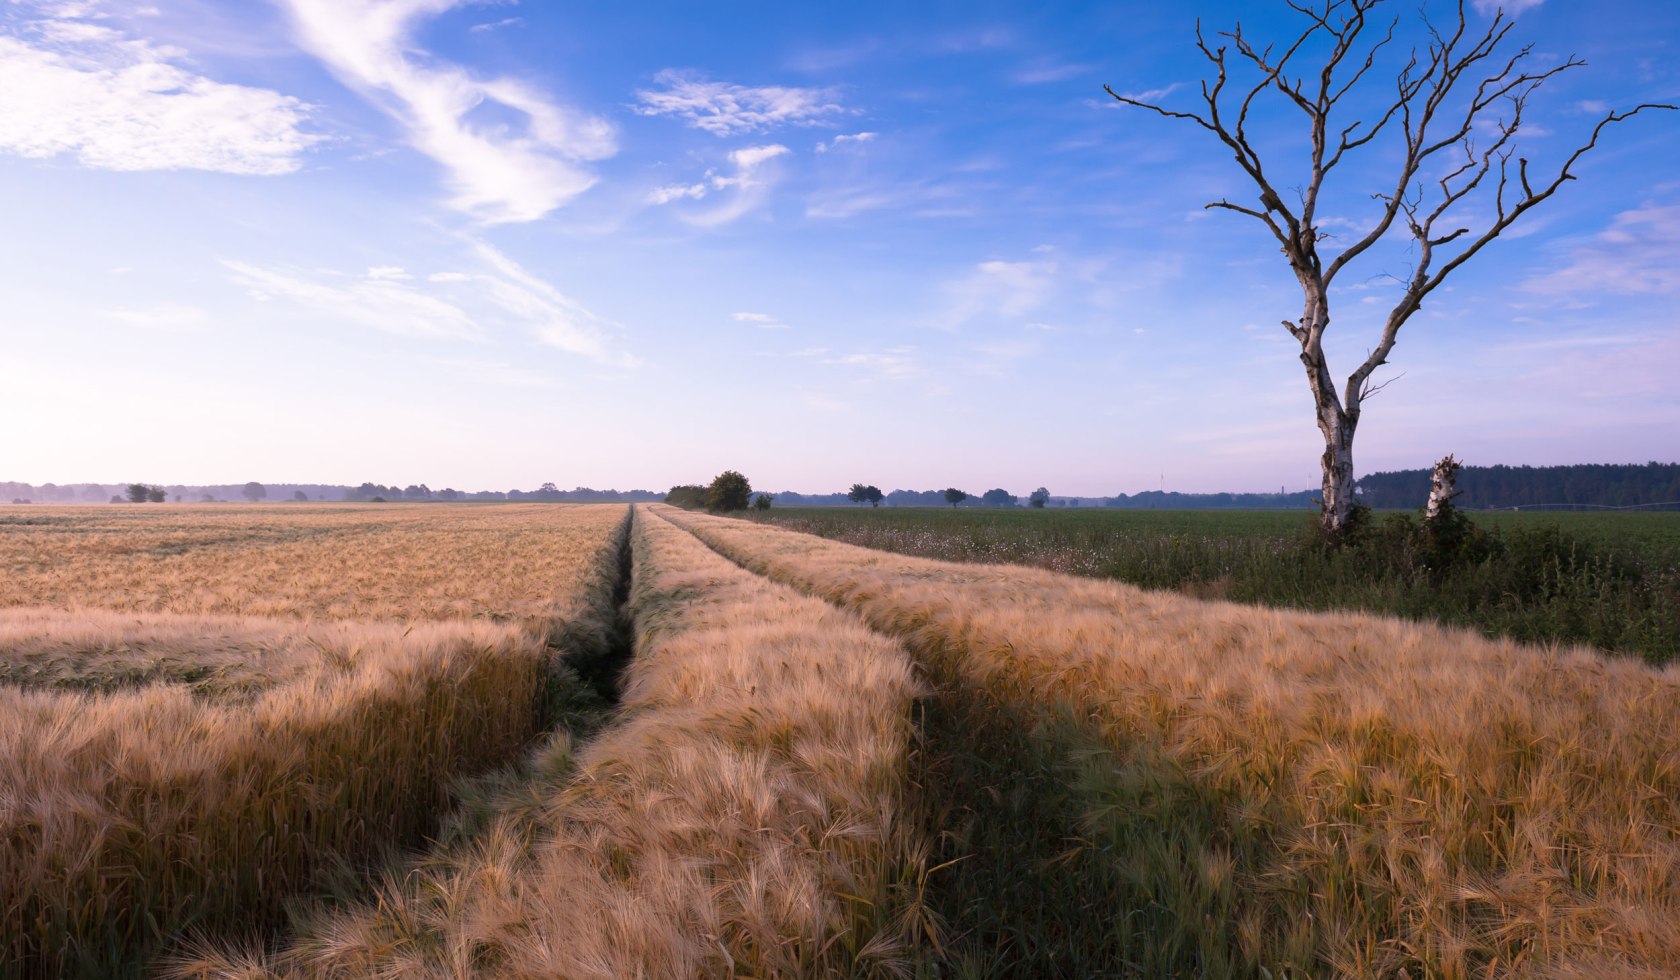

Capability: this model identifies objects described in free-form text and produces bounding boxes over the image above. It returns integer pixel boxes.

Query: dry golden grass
[1,504,631,977]
[178,505,930,979]
[0,503,614,625]
[0,607,352,698]
[664,505,1680,979]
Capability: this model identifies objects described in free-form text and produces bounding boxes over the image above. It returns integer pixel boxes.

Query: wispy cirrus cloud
[647,144,790,226]
[469,16,521,34]
[1472,0,1544,16]
[464,240,640,367]
[1012,60,1092,85]
[815,131,876,153]
[940,257,1059,329]
[1522,203,1680,296]
[824,347,921,381]
[224,260,484,340]
[280,0,615,223]
[634,70,846,136]
[0,5,320,173]
[102,303,212,331]
[733,311,789,329]
[224,242,639,367]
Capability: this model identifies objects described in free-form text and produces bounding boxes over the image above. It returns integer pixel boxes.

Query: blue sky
[2,0,1675,495]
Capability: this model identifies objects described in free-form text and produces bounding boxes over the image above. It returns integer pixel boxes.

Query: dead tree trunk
[1105,1,1672,544]
[1426,453,1462,522]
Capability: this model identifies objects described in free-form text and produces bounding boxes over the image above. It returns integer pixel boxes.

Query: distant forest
[1,481,663,504]
[6,463,1677,509]
[1355,462,1680,510]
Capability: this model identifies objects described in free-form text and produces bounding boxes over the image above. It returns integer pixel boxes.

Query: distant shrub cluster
[665,471,755,513]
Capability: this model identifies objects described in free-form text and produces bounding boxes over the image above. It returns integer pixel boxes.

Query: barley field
[756,507,1680,662]
[177,504,929,978]
[1,504,631,977]
[6,500,1678,978]
[667,505,1680,978]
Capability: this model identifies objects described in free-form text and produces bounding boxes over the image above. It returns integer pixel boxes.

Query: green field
[759,506,1680,663]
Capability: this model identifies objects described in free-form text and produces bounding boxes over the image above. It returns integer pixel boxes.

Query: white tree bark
[1106,1,1672,542]
[1426,454,1462,522]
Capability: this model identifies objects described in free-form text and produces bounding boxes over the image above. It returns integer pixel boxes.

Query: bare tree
[1106,0,1672,541]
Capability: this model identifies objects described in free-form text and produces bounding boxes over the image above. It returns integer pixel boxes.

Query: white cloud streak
[223,260,484,340]
[1523,204,1680,296]
[463,241,640,367]
[223,243,639,367]
[0,8,320,174]
[1472,0,1544,16]
[823,346,921,381]
[102,303,211,331]
[815,131,876,153]
[648,144,790,226]
[940,258,1058,329]
[469,16,522,34]
[732,311,789,329]
[281,0,615,223]
[634,69,845,136]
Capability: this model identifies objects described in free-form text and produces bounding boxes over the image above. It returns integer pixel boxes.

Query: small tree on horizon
[848,483,870,505]
[753,493,774,512]
[1029,487,1049,509]
[241,481,266,502]
[126,483,149,504]
[707,470,753,512]
[943,487,968,509]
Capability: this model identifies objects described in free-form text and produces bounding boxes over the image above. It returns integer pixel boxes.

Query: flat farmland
[6,501,1679,978]
[0,503,631,977]
[0,503,625,625]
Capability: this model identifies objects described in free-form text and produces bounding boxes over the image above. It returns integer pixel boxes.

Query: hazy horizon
[4,0,1676,495]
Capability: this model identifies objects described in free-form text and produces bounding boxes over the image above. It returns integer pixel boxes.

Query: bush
[664,485,708,510]
[706,471,752,513]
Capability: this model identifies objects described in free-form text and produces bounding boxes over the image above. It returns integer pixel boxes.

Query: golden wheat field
[664,505,1680,979]
[1,503,631,978]
[6,501,1680,978]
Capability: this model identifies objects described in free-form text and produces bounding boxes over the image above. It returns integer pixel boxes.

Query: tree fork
[1106,0,1673,541]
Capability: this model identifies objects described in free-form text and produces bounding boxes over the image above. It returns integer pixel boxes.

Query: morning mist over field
[2,0,1676,495]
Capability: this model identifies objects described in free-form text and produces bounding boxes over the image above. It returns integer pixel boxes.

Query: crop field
[757,507,1680,662]
[6,501,1679,978]
[668,506,1680,977]
[0,503,631,977]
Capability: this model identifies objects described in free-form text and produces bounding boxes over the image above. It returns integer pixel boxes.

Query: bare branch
[1100,0,1675,536]
[1359,370,1405,401]
[1415,103,1677,299]
[1102,85,1219,134]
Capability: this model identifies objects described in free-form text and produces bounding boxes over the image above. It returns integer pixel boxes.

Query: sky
[1,0,1676,496]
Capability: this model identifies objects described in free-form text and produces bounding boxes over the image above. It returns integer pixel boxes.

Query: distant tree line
[1105,491,1319,510]
[10,464,1675,510]
[0,480,665,504]
[1356,462,1680,510]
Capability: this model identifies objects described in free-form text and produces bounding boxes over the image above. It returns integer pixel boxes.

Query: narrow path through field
[657,504,1680,979]
[656,506,1156,977]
